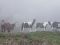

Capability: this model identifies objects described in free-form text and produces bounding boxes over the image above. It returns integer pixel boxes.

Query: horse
[36,21,51,31]
[51,22,60,32]
[1,22,16,32]
[21,19,36,32]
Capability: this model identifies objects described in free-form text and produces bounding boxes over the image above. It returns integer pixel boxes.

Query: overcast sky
[0,0,60,23]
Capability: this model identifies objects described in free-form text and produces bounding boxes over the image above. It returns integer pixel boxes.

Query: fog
[0,0,60,23]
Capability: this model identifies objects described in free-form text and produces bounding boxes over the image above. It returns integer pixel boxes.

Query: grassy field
[0,31,60,45]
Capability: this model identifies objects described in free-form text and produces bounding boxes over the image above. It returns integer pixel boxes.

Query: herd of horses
[0,19,60,32]
[0,20,16,32]
[21,19,60,32]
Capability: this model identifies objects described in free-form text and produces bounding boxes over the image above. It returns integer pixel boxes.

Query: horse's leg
[21,27,23,32]
[44,27,46,31]
[31,27,32,32]
[43,27,45,31]
[29,28,32,32]
[35,26,38,32]
[21,25,24,32]
[1,29,3,32]
[1,26,3,32]
[1,28,3,32]
[2,28,5,32]
[4,28,5,32]
[23,27,24,32]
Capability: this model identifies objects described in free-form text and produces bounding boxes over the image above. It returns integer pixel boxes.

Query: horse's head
[32,19,36,25]
[33,19,36,22]
[48,21,51,25]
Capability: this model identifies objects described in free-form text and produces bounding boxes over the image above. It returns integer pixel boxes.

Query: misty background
[0,0,60,23]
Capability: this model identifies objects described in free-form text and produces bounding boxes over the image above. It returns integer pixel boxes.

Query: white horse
[36,21,51,31]
[21,19,36,32]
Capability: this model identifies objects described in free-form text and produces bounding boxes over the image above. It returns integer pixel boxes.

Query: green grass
[27,31,60,45]
[0,32,60,45]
